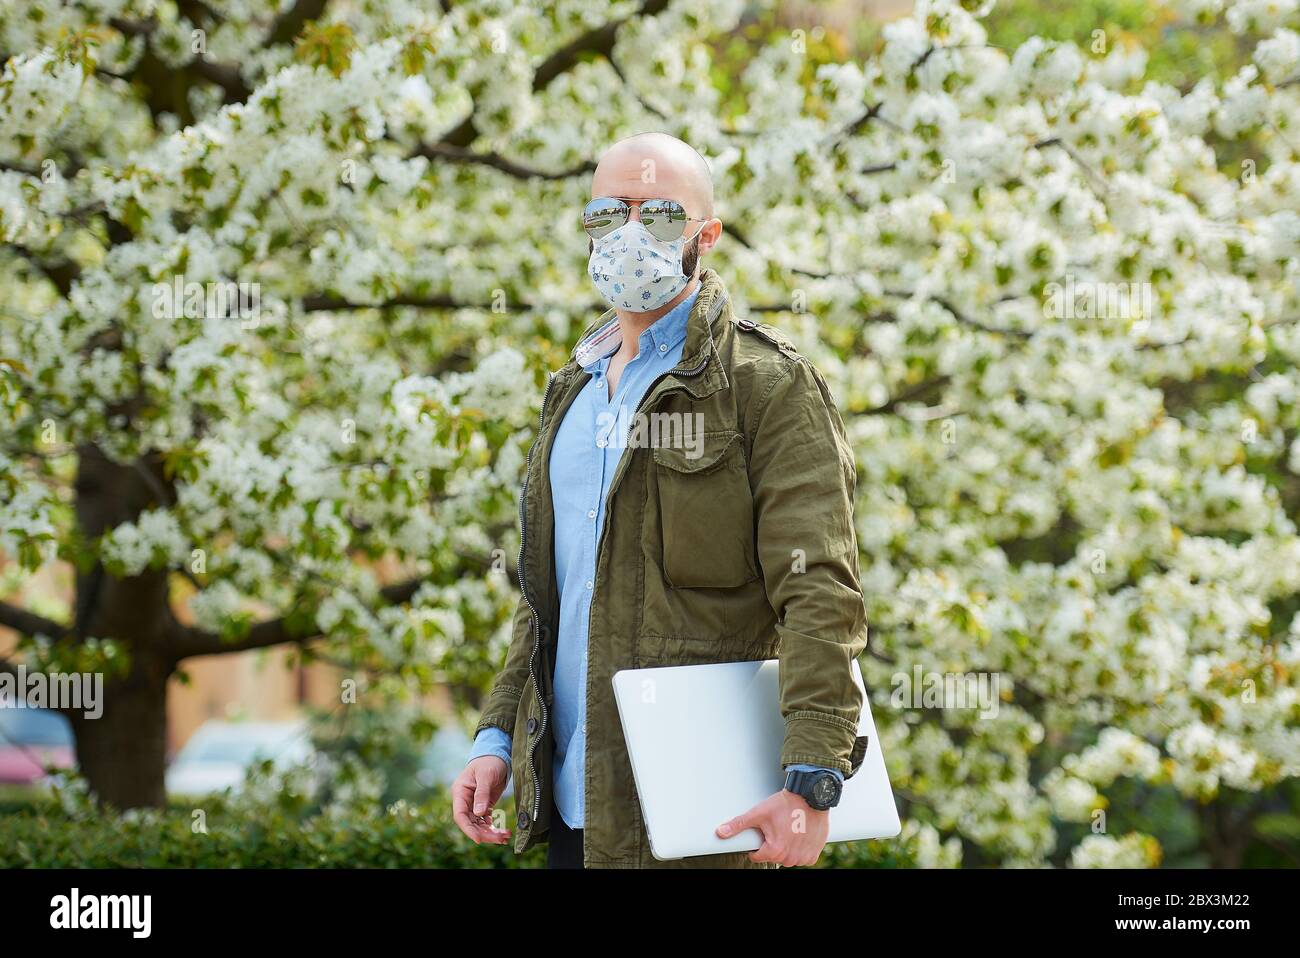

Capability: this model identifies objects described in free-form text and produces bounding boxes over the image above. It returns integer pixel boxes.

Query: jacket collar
[570,269,731,399]
[575,287,697,371]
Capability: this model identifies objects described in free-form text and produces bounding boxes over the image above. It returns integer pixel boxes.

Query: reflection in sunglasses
[583,197,697,242]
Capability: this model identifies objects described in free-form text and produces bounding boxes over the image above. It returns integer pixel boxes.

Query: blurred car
[0,707,76,784]
[416,724,512,799]
[165,719,314,797]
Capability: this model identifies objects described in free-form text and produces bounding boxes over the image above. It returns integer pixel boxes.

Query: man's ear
[699,218,722,254]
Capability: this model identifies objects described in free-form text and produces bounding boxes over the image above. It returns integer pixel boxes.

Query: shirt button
[587,510,596,519]
[586,580,593,590]
[659,343,667,352]
[597,439,607,448]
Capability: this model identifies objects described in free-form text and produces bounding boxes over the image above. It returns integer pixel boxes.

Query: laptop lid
[612,658,901,861]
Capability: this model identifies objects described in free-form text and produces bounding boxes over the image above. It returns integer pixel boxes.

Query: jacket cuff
[474,684,523,739]
[780,710,858,776]
[784,762,845,783]
[468,726,513,766]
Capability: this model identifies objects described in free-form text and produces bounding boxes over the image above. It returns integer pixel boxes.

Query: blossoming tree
[1,0,1298,866]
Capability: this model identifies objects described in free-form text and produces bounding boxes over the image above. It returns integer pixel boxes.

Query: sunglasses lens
[583,198,628,239]
[638,199,687,241]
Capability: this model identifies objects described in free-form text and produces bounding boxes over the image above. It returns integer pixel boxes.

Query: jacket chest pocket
[652,430,759,589]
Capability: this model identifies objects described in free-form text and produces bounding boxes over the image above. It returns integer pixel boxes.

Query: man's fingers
[451,778,476,827]
[453,802,511,845]
[716,806,760,839]
[452,772,506,844]
[730,811,782,863]
[748,839,784,864]
[451,799,482,841]
[718,794,824,866]
[472,774,495,817]
[471,819,512,845]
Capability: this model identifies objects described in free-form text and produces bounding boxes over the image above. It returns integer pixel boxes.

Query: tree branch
[2,247,81,296]
[0,159,46,177]
[67,2,319,125]
[266,0,330,47]
[916,292,1036,339]
[730,221,1038,339]
[531,0,671,93]
[399,0,672,190]
[412,0,668,164]
[409,140,594,179]
[858,375,954,416]
[300,290,794,315]
[439,116,479,150]
[300,292,602,312]
[187,55,252,102]
[173,577,425,658]
[0,600,67,639]
[824,101,885,146]
[1034,136,1111,203]
[108,16,251,110]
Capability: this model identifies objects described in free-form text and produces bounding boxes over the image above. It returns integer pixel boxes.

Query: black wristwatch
[783,768,842,811]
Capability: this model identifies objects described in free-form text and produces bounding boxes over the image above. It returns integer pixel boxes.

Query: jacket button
[526,717,538,735]
[517,811,530,829]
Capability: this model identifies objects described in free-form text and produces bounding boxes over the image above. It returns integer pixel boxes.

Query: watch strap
[783,768,840,809]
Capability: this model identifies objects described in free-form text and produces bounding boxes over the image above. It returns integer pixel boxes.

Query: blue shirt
[469,287,841,828]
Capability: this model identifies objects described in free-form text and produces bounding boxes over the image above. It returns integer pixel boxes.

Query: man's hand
[452,756,512,844]
[716,789,830,866]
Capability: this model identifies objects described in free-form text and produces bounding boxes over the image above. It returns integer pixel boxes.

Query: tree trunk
[1198,798,1252,869]
[70,444,181,808]
[69,665,171,809]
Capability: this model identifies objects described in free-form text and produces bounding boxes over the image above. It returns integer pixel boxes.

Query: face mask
[588,221,702,312]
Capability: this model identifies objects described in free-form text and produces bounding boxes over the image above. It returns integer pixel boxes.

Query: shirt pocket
[652,429,759,589]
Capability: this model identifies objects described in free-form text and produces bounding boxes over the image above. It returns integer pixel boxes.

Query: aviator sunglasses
[582,196,709,242]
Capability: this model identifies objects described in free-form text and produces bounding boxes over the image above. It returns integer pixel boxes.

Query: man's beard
[587,233,701,279]
[680,233,700,279]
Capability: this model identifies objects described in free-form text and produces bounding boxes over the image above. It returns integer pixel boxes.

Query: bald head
[592,132,715,220]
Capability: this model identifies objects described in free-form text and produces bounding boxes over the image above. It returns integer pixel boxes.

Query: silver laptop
[612,658,900,861]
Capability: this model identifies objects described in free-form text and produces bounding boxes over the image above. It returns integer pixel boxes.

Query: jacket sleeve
[473,590,534,740]
[747,355,868,775]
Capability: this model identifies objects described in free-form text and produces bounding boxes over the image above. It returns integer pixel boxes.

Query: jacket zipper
[529,293,727,831]
[578,311,721,838]
[518,370,556,825]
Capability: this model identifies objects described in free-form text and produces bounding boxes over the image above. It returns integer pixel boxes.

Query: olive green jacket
[475,268,869,868]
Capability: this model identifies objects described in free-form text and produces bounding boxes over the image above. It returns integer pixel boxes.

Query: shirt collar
[575,286,700,372]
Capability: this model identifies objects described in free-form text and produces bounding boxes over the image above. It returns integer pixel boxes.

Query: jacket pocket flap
[653,429,742,474]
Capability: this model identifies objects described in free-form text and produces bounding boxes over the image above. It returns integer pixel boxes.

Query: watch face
[812,774,839,807]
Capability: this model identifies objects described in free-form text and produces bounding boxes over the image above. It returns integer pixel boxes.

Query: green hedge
[0,790,912,868]
[1,795,535,869]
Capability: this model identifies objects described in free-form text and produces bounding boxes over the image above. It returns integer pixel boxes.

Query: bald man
[453,132,869,869]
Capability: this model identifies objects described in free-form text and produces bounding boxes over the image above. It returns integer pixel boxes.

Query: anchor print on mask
[588,222,693,312]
